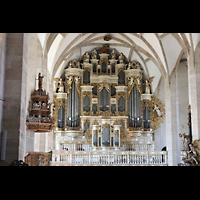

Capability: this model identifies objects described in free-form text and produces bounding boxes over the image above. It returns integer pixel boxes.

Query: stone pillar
[165,75,178,166]
[1,33,24,165]
[0,33,6,134]
[188,50,200,141]
[23,34,38,158]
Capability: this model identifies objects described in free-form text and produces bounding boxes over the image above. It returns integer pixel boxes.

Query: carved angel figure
[91,49,97,59]
[118,53,124,64]
[58,78,64,93]
[145,80,150,94]
[137,77,141,85]
[66,76,73,85]
[74,76,81,84]
[111,49,116,59]
[68,61,73,68]
[154,104,162,117]
[127,62,133,70]
[83,52,90,63]
[128,77,134,85]
[135,62,141,69]
[72,59,80,68]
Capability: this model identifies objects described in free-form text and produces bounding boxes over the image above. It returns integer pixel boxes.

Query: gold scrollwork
[99,110,110,118]
[53,96,66,131]
[127,76,142,97]
[82,91,91,99]
[65,76,81,96]
[151,95,165,130]
[84,128,92,145]
[102,123,110,131]
[98,81,110,93]
[142,99,152,111]
[117,92,125,101]
[65,75,73,94]
[74,76,81,96]
[120,127,127,145]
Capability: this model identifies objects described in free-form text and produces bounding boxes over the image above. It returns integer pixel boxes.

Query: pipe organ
[53,46,165,153]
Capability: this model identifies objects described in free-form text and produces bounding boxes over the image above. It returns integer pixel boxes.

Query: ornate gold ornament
[74,76,81,96]
[53,96,66,131]
[84,128,92,145]
[53,47,166,150]
[102,123,110,131]
[127,76,142,97]
[120,128,127,145]
[151,96,165,130]
[65,75,81,96]
[65,75,73,94]
[98,81,110,93]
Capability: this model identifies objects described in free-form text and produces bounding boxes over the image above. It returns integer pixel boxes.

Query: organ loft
[49,45,167,165]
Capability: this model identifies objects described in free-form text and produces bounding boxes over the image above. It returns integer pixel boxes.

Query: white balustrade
[51,150,168,166]
[126,142,155,152]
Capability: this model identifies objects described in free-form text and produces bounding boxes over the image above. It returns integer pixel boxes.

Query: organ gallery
[49,46,166,165]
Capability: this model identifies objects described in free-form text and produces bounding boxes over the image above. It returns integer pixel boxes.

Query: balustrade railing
[126,142,155,151]
[51,150,168,166]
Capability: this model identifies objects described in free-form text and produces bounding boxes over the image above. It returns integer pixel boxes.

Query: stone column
[165,75,178,166]
[188,50,200,141]
[0,33,6,134]
[1,33,25,165]
[23,34,38,157]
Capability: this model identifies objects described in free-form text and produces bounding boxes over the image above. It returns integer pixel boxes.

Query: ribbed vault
[37,33,197,92]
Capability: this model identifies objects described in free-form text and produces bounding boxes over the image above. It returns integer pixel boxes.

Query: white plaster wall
[154,77,166,151]
[177,61,189,161]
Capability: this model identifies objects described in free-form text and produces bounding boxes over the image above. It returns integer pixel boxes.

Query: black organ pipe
[67,79,80,127]
[129,85,141,128]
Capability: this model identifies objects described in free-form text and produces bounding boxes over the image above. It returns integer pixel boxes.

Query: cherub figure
[83,52,90,63]
[118,53,124,64]
[91,49,97,59]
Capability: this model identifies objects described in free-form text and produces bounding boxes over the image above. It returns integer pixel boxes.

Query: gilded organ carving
[53,45,165,151]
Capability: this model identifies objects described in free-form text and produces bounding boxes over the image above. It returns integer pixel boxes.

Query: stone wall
[154,58,189,165]
[0,33,24,165]
[0,34,6,134]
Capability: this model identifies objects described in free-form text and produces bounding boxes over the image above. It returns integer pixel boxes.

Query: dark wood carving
[26,73,54,132]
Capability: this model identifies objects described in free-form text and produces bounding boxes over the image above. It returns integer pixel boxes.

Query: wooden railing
[24,152,51,166]
[51,150,168,166]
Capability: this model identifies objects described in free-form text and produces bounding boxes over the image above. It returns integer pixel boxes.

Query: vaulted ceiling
[37,33,200,92]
